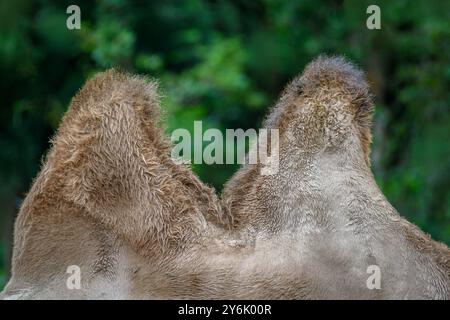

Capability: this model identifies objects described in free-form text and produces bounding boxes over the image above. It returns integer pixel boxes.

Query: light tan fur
[1,56,449,299]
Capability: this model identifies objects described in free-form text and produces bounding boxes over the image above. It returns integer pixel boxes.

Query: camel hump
[44,69,169,209]
[265,56,374,161]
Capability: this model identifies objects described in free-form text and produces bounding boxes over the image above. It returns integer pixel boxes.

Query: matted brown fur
[1,56,449,299]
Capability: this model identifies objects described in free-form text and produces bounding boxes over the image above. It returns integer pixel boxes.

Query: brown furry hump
[300,56,374,158]
[38,69,226,256]
[265,55,374,162]
[300,56,373,127]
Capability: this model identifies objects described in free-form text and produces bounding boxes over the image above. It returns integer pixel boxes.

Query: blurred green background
[0,0,449,289]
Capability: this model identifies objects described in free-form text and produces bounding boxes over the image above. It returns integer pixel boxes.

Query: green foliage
[0,0,449,289]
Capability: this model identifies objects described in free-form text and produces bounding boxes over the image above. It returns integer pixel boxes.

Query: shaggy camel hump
[2,70,228,299]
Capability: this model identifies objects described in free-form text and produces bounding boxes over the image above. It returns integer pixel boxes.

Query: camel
[1,56,449,299]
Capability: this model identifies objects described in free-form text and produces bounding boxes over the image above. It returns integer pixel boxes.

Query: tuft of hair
[65,69,163,142]
[52,68,178,176]
[268,55,375,161]
[301,56,374,157]
[299,56,373,116]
